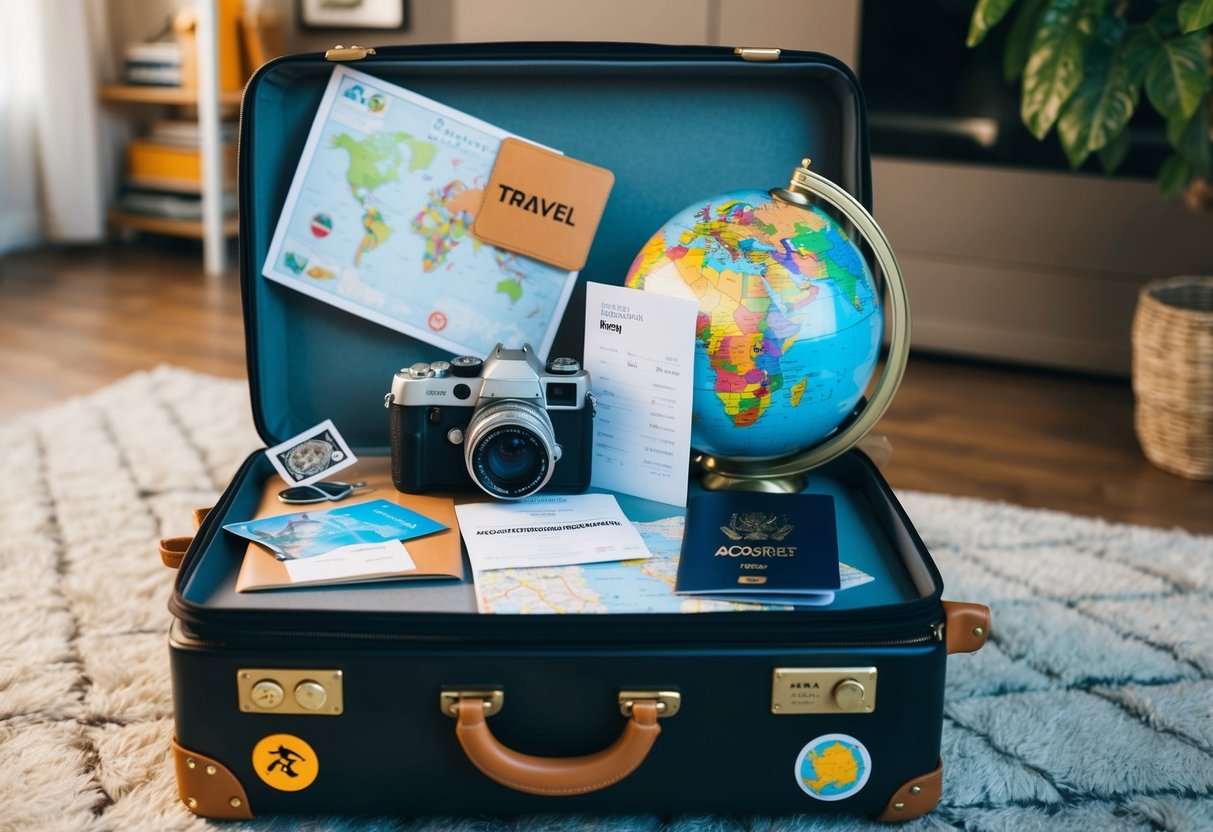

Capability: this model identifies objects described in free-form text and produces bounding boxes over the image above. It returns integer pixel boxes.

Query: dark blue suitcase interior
[178,40,935,652]
[238,43,870,453]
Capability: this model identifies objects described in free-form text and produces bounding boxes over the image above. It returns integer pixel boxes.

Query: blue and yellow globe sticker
[794,733,871,800]
[252,733,318,792]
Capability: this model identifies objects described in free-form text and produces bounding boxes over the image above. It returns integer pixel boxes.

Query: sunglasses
[277,481,368,504]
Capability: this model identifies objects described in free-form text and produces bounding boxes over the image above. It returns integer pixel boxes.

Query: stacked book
[123,41,183,86]
[118,120,238,221]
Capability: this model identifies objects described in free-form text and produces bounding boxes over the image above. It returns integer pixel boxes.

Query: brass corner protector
[876,758,942,822]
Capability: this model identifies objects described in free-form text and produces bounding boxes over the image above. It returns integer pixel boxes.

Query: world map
[262,66,576,359]
[475,516,871,614]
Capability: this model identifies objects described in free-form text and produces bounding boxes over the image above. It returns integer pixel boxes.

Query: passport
[675,491,840,606]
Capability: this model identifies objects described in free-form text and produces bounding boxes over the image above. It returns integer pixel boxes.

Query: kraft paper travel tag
[472,138,615,271]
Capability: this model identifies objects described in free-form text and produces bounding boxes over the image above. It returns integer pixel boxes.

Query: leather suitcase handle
[453,697,661,796]
[158,536,193,569]
[158,507,213,569]
[942,600,991,654]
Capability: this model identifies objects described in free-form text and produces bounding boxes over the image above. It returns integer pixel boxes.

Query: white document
[584,282,698,506]
[282,540,416,584]
[455,493,651,572]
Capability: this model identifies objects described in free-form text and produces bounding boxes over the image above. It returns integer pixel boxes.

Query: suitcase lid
[239,42,871,452]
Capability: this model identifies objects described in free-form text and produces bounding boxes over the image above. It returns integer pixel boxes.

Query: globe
[625,186,884,462]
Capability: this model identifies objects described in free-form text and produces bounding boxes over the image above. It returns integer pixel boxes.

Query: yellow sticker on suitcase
[794,734,871,801]
[252,734,319,791]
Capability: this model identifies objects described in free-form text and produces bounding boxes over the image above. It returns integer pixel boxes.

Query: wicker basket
[1132,275,1213,480]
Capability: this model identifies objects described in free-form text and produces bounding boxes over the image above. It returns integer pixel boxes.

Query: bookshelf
[98,84,243,107]
[99,2,237,275]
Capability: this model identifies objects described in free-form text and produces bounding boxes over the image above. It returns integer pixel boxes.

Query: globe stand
[696,463,807,494]
[693,159,912,493]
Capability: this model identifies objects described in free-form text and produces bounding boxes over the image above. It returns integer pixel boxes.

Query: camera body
[387,343,594,499]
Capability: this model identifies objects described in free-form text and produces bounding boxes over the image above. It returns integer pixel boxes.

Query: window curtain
[0,0,108,257]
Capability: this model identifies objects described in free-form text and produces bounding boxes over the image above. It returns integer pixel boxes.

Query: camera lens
[483,433,542,485]
[464,400,558,499]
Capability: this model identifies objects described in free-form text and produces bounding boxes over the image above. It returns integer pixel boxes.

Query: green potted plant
[966,0,1212,208]
[969,0,1213,480]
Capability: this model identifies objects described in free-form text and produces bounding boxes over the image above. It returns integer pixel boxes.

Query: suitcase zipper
[175,616,945,651]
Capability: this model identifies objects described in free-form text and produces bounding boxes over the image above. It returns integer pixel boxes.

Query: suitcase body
[166,42,988,821]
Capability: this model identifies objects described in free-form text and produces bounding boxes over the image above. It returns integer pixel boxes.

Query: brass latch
[771,667,878,714]
[734,47,781,62]
[237,668,344,716]
[325,45,377,62]
[618,690,681,718]
[440,689,505,717]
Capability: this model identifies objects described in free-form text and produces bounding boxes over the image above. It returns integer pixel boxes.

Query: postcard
[224,498,447,561]
[455,493,650,572]
[234,492,464,592]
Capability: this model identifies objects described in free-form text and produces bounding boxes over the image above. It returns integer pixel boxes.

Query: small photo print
[266,419,357,487]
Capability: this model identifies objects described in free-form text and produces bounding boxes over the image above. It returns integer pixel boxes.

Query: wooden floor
[2,244,1210,533]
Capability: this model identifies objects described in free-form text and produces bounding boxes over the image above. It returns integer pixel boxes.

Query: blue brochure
[224,499,448,560]
[675,491,841,605]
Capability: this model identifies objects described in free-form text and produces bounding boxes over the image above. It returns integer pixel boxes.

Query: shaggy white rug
[2,365,1213,832]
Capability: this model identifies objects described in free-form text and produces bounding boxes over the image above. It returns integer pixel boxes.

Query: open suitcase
[162,42,991,822]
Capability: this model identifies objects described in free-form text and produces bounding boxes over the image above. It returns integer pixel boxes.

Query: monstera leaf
[968,0,1213,198]
[1057,16,1140,167]
[968,0,1021,45]
[1021,0,1107,139]
[1143,29,1209,119]
[1179,0,1213,32]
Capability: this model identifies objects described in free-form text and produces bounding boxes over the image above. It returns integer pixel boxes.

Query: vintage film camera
[386,343,595,499]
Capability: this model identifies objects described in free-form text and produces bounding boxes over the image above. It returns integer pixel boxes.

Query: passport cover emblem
[721,512,796,541]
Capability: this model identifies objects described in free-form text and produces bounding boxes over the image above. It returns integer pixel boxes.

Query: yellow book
[126,140,236,190]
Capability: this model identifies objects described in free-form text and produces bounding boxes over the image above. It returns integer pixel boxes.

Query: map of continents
[331,131,436,265]
[331,131,527,305]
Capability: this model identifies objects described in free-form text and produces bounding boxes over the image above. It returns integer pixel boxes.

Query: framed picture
[298,0,409,30]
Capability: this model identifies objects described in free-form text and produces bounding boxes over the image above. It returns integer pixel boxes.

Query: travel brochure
[227,496,463,591]
[224,499,446,560]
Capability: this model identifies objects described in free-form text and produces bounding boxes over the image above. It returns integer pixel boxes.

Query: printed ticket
[455,493,651,572]
[584,282,697,506]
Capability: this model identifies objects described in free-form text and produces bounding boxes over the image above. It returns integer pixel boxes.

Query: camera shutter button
[408,362,433,379]
[546,356,581,374]
[450,356,483,377]
[430,360,451,378]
